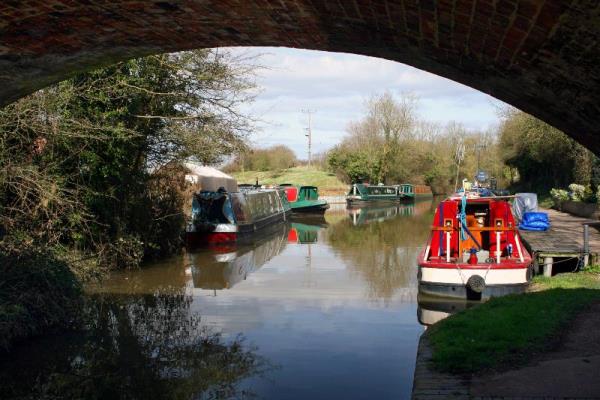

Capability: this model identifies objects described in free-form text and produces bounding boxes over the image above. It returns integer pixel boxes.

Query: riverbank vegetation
[0,49,258,347]
[231,166,347,195]
[428,265,600,373]
[225,144,298,172]
[325,92,505,194]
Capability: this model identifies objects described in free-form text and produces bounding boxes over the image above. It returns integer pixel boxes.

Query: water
[0,200,441,400]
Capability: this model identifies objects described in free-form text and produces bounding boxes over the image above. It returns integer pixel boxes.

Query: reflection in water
[0,290,270,400]
[190,224,289,291]
[3,199,443,400]
[416,294,477,327]
[327,201,435,303]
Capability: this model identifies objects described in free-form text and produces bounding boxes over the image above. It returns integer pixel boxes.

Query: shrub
[568,183,593,202]
[0,245,83,349]
[550,188,569,202]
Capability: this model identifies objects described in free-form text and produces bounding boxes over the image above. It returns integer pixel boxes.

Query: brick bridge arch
[1,1,599,152]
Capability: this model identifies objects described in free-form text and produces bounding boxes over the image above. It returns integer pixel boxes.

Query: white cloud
[228,47,505,157]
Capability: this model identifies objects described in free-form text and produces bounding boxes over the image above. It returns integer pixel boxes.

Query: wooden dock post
[543,257,553,277]
[583,223,590,267]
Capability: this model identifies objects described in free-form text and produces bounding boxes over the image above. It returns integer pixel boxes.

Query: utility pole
[454,138,465,192]
[301,109,315,167]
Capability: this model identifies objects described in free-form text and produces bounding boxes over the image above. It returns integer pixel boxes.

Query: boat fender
[468,248,478,265]
[466,275,486,293]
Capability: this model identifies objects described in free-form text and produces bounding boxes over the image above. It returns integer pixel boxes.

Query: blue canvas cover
[514,193,538,222]
[519,211,550,231]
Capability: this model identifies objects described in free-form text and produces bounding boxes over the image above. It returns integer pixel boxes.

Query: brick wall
[1,1,599,153]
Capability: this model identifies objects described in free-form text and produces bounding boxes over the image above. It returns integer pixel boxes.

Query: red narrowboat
[418,194,533,300]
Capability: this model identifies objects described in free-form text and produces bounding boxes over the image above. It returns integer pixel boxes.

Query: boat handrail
[431,226,517,232]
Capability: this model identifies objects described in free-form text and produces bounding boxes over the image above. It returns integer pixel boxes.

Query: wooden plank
[519,208,600,259]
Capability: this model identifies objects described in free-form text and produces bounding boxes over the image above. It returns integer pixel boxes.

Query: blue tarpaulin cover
[519,211,550,231]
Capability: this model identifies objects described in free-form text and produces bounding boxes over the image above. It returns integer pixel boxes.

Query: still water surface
[1,200,446,400]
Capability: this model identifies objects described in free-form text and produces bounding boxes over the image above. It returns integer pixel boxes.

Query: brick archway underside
[1,1,599,153]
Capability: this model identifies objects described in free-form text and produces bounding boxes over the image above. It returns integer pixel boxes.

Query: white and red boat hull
[418,196,533,300]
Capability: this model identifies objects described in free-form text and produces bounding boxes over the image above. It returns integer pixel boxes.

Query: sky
[231,47,506,159]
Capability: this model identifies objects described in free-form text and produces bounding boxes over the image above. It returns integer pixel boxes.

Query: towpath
[413,300,600,399]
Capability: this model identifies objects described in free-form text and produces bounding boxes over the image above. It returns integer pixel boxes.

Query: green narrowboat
[346,183,405,206]
[398,183,433,201]
[280,184,330,214]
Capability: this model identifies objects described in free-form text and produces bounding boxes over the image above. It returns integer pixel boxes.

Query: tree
[498,109,596,192]
[226,145,298,172]
[0,49,258,267]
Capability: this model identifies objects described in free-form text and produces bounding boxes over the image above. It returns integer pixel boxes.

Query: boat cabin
[280,184,319,202]
[348,183,399,196]
[425,198,525,265]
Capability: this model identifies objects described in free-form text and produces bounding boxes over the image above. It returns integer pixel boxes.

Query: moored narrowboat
[186,186,291,248]
[398,183,433,201]
[280,184,330,214]
[346,183,405,206]
[418,193,533,300]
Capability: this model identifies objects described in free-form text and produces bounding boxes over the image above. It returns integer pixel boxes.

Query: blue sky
[232,47,505,159]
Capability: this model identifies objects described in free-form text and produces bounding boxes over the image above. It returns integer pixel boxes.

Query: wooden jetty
[519,208,600,276]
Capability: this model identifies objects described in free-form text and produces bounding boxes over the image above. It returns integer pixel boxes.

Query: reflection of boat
[417,294,472,326]
[280,184,330,214]
[189,224,289,290]
[288,221,323,244]
[418,195,533,300]
[186,187,291,247]
[348,204,416,225]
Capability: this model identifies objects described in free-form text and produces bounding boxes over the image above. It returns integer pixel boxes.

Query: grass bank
[231,166,348,196]
[428,266,600,374]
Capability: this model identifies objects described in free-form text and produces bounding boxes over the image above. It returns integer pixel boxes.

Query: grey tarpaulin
[514,193,538,222]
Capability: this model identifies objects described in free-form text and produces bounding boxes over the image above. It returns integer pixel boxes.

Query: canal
[1,200,444,400]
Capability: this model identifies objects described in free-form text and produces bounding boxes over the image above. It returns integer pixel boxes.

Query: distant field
[231,167,348,195]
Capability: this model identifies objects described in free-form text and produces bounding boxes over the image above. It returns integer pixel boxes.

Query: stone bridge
[1,1,599,152]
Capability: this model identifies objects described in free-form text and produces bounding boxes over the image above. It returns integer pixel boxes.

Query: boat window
[230,193,250,223]
[303,187,318,200]
[192,192,235,224]
[367,186,396,195]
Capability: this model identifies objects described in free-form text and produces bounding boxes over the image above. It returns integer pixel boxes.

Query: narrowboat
[418,193,533,300]
[398,183,433,201]
[280,184,330,214]
[186,186,291,247]
[346,183,405,206]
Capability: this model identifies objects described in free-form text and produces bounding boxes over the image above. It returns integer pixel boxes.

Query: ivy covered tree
[0,49,258,267]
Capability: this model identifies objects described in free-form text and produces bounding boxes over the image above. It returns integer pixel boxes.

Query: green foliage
[429,269,600,373]
[326,93,505,194]
[550,188,569,202]
[499,110,599,193]
[227,145,297,172]
[568,183,594,202]
[429,288,600,373]
[0,49,257,269]
[231,166,347,194]
[0,245,83,349]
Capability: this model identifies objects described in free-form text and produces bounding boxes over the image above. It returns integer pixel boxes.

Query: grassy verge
[428,266,600,374]
[231,166,348,195]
